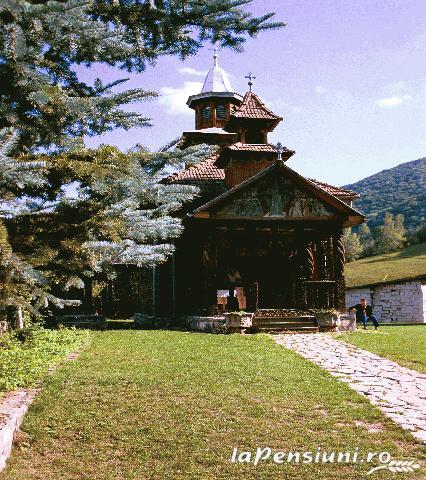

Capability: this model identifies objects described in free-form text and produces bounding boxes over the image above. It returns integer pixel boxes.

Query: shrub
[0,325,91,393]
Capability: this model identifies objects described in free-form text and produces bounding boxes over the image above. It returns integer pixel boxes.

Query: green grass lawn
[0,325,91,397]
[3,331,424,480]
[344,242,426,288]
[336,326,426,373]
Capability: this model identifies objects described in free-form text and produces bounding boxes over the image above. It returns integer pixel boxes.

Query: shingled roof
[227,143,279,152]
[164,155,224,185]
[307,179,358,198]
[215,142,295,168]
[164,157,358,199]
[231,91,282,121]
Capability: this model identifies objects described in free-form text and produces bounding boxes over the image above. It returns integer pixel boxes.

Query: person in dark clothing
[349,298,379,330]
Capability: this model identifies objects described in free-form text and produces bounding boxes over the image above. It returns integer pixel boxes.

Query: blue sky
[77,0,426,186]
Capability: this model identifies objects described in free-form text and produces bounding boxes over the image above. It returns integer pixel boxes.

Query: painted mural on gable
[216,176,334,218]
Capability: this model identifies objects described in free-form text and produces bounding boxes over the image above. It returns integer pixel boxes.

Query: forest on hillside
[344,157,425,232]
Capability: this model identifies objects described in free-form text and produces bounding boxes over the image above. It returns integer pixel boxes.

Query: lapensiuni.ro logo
[230,447,421,475]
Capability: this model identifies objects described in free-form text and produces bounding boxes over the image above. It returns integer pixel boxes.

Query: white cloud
[376,81,413,108]
[315,86,328,95]
[375,94,412,108]
[178,67,207,77]
[158,81,203,115]
[314,85,353,106]
[264,98,280,109]
[385,80,409,92]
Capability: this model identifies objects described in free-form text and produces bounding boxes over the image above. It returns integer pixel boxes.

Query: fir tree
[1,0,284,152]
[9,143,215,306]
[0,128,77,324]
[1,0,284,322]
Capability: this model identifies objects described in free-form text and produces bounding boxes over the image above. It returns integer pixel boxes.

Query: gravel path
[273,333,426,443]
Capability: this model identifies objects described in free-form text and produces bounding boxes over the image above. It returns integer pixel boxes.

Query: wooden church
[128,52,365,324]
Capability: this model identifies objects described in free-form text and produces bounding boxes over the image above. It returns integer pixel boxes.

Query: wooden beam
[195,214,343,222]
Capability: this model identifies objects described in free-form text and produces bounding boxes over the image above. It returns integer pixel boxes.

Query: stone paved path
[273,333,426,443]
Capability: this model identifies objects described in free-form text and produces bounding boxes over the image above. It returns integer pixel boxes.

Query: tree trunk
[15,306,24,330]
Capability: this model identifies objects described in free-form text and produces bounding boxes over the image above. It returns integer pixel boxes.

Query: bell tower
[181,52,243,148]
[225,75,283,144]
[181,58,294,190]
[188,50,243,130]
[216,77,294,189]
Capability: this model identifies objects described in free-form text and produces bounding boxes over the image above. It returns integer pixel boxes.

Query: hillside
[343,157,425,231]
[344,242,426,288]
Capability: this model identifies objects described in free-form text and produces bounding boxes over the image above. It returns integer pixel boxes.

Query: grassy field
[3,331,424,480]
[344,242,426,288]
[336,326,426,373]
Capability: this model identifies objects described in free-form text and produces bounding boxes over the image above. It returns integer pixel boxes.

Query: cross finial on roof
[245,72,256,91]
[275,142,283,161]
[209,46,220,67]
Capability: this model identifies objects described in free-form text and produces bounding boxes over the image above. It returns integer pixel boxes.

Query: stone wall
[423,284,426,322]
[346,288,373,312]
[346,280,426,323]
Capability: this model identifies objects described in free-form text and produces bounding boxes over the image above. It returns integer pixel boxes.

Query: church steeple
[186,52,243,131]
[226,90,282,143]
[201,49,234,93]
[181,55,292,179]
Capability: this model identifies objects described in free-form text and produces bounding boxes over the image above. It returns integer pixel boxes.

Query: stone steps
[253,313,318,333]
[257,325,319,333]
[254,321,316,328]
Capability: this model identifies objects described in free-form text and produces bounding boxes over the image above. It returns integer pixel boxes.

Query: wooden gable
[192,162,365,226]
[216,175,334,218]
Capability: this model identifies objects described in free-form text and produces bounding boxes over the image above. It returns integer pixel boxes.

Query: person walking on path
[349,298,379,330]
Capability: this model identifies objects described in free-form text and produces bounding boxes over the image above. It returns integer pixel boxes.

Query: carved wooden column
[297,238,315,309]
[334,232,345,277]
[305,242,315,280]
[333,232,346,311]
[326,235,335,306]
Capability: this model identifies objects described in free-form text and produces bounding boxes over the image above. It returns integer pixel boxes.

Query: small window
[202,106,211,120]
[245,129,264,144]
[216,104,227,119]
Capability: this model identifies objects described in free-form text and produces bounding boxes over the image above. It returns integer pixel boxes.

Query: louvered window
[216,104,227,119]
[202,106,211,120]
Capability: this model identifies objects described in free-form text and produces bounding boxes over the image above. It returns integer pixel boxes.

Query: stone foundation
[346,280,426,323]
[133,313,172,329]
[315,312,356,332]
[337,314,357,332]
[186,316,226,332]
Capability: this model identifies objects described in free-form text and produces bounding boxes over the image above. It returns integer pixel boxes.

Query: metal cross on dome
[245,72,256,91]
[209,46,220,66]
[276,142,283,161]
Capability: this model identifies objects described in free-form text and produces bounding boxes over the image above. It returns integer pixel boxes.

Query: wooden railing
[299,280,338,310]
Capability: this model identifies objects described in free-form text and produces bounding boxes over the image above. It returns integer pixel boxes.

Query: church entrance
[203,223,300,312]
[160,213,349,318]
